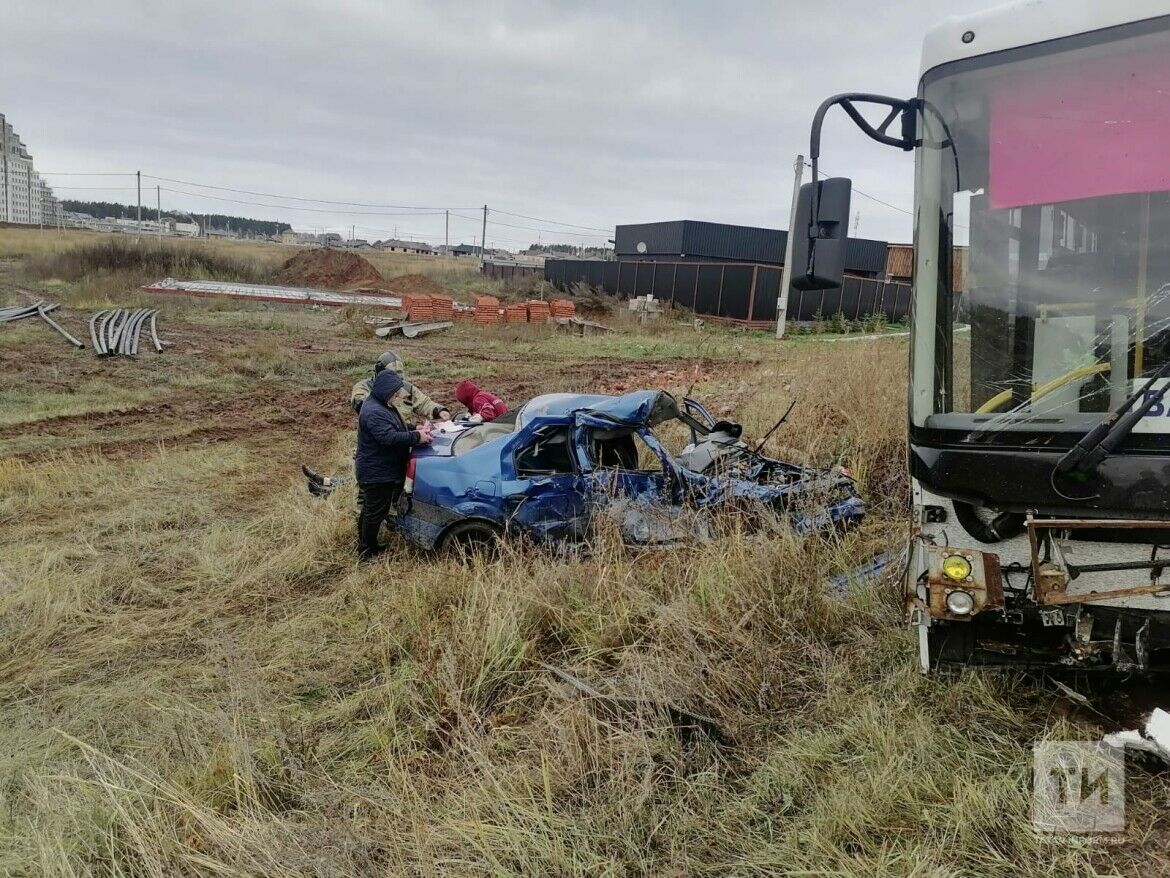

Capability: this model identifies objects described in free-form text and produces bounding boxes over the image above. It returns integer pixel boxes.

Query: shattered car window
[515,427,575,475]
[585,429,654,472]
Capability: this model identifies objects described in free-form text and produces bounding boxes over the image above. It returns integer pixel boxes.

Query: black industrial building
[613,220,888,275]
[544,220,910,325]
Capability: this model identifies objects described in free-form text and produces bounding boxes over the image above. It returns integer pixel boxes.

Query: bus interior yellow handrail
[974,362,1110,414]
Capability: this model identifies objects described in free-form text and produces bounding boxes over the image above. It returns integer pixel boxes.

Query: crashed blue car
[394,390,864,553]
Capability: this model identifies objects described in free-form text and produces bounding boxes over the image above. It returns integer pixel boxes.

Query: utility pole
[156,185,162,241]
[775,153,804,340]
[445,210,449,253]
[136,171,142,234]
[480,204,488,265]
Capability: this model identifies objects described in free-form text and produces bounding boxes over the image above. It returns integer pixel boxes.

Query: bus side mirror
[790,177,852,291]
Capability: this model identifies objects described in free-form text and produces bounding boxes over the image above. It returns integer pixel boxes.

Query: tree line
[60,200,292,237]
[525,243,611,257]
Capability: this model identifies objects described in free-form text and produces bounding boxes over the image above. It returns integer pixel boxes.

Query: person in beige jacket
[349,350,451,422]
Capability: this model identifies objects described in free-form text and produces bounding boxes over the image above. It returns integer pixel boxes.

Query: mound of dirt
[276,249,384,290]
[383,273,446,296]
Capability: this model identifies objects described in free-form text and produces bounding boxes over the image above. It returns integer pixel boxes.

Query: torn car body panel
[392,390,865,551]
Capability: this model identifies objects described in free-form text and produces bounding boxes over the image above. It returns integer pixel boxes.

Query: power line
[46,168,616,246]
[848,187,914,217]
[489,208,610,233]
[803,161,967,233]
[134,173,613,236]
[159,180,613,240]
[51,186,140,191]
[450,211,609,240]
[808,162,913,217]
[157,186,449,217]
[144,174,478,211]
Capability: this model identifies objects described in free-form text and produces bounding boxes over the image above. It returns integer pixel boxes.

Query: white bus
[794,2,1170,672]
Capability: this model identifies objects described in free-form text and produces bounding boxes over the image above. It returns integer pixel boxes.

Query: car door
[500,424,591,543]
[569,420,704,544]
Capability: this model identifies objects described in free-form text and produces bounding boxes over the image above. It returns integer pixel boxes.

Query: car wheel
[438,521,501,559]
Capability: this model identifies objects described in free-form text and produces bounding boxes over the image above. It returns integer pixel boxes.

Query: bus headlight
[946,590,976,616]
[922,546,1003,621]
[941,554,972,582]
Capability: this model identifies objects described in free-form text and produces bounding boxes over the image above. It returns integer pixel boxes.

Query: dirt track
[1,355,719,461]
[1,265,742,467]
[0,385,346,458]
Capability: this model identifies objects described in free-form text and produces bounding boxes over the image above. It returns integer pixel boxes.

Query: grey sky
[4,0,988,247]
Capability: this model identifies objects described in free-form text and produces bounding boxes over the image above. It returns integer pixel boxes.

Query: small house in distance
[376,239,434,255]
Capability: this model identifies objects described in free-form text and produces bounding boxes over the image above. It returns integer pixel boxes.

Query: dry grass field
[1,229,1167,876]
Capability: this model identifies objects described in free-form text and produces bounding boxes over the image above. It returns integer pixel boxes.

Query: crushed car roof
[518,390,680,428]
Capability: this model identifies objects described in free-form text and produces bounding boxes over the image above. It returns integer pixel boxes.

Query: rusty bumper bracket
[1027,514,1170,606]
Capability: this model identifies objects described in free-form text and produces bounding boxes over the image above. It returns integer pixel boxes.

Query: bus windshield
[911,17,1170,442]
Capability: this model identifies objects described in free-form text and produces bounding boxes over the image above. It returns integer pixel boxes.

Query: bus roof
[921,0,1170,78]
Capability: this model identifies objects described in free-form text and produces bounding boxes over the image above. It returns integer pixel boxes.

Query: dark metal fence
[544,259,911,325]
[482,260,543,281]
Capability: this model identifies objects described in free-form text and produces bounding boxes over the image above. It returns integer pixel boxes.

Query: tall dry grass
[6,230,497,308]
[0,298,1166,874]
[23,237,276,285]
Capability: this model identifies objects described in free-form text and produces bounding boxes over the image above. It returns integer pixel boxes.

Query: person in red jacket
[454,379,509,423]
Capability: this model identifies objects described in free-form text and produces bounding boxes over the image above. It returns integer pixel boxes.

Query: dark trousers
[357,481,403,558]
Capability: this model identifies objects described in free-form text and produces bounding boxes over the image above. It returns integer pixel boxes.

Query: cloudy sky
[5,0,988,247]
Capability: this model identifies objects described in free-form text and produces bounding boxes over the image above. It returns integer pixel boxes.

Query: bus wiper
[1055,359,1170,478]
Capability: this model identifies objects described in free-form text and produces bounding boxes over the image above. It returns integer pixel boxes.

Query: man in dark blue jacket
[356,369,432,559]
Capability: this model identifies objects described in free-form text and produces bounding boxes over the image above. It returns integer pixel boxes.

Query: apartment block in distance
[0,112,60,226]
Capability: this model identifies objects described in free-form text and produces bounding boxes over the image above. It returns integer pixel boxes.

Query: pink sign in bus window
[990,50,1170,209]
